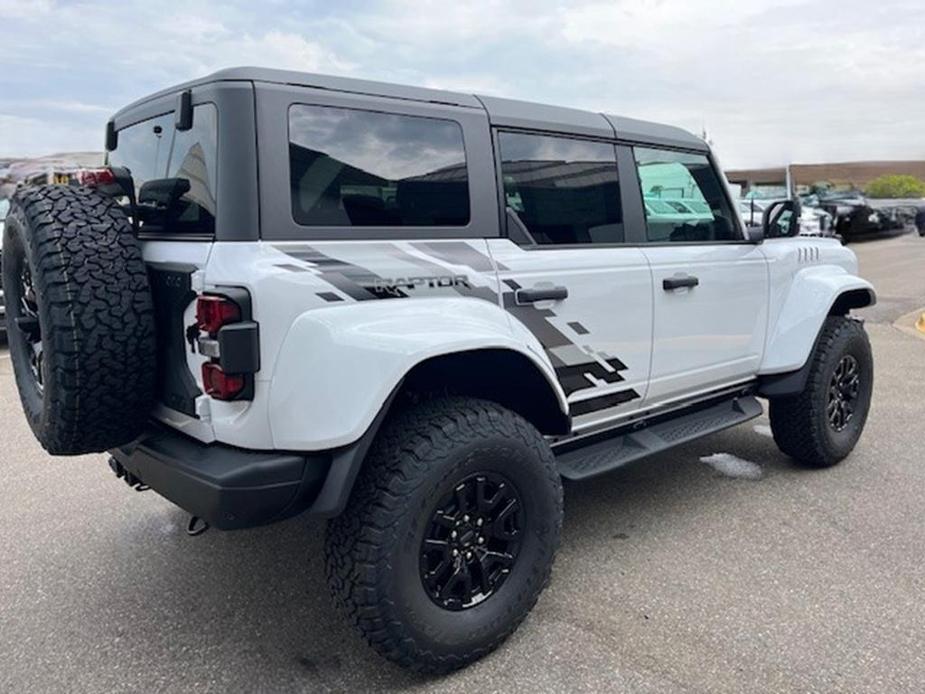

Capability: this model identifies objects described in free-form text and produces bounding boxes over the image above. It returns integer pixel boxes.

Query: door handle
[662,274,700,291]
[516,286,569,303]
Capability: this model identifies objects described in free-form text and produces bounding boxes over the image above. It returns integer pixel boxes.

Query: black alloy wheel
[420,472,524,611]
[827,354,860,432]
[14,263,44,392]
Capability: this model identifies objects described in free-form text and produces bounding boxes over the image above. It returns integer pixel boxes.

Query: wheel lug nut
[465,551,472,559]
[463,515,470,522]
[477,536,484,544]
[450,530,457,539]
[452,549,459,557]
[476,518,483,527]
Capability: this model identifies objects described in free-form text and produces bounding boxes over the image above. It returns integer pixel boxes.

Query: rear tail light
[201,363,245,400]
[76,168,116,187]
[196,295,241,336]
[194,289,258,402]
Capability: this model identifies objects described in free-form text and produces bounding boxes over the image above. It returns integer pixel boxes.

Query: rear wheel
[769,316,873,467]
[324,397,563,673]
[2,185,156,455]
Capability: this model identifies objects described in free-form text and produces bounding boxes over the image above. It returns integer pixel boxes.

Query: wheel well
[829,288,875,316]
[396,349,570,436]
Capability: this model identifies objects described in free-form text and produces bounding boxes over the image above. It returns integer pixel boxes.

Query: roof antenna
[701,120,713,147]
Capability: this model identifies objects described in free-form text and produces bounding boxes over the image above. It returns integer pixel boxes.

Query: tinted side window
[634,147,739,243]
[108,104,218,236]
[289,105,469,227]
[499,132,623,245]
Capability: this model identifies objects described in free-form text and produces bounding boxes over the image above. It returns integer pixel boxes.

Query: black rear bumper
[110,427,331,530]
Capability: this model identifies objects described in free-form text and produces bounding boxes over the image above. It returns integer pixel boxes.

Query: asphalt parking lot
[1,231,923,693]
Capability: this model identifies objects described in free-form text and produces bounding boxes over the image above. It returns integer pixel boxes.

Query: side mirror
[763,198,802,238]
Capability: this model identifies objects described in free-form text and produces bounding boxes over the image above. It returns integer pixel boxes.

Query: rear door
[487,130,653,433]
[630,146,769,404]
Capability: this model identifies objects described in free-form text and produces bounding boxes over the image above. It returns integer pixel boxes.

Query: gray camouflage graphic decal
[273,242,640,415]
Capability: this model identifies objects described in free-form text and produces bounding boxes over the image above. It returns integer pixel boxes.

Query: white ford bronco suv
[2,68,875,673]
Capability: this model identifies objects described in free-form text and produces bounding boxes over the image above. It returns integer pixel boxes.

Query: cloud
[0,0,53,19]
[0,0,921,167]
[0,113,103,157]
[0,99,113,114]
[232,31,355,75]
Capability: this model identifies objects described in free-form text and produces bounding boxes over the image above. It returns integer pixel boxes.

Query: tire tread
[324,396,562,674]
[5,185,156,454]
[769,316,871,468]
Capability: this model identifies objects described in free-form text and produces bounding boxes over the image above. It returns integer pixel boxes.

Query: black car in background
[817,192,911,241]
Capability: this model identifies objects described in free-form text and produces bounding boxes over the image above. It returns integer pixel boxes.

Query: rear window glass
[107,103,217,236]
[499,131,623,245]
[288,104,469,227]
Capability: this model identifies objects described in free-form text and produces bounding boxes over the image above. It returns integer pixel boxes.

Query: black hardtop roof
[113,66,707,151]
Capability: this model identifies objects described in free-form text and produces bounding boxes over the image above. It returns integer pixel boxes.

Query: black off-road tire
[324,397,563,674]
[769,316,873,468]
[2,185,156,455]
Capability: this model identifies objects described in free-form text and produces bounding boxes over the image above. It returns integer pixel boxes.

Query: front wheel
[324,397,563,673]
[769,316,873,467]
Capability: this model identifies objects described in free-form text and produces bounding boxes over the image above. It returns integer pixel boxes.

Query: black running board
[555,395,763,480]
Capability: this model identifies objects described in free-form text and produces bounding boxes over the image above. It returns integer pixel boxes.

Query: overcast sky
[1,0,922,168]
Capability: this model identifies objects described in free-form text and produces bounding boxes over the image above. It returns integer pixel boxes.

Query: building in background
[726,160,925,199]
[0,152,104,199]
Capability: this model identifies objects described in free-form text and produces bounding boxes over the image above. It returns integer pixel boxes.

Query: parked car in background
[643,197,713,231]
[739,198,835,239]
[798,206,836,238]
[0,197,8,338]
[819,193,906,241]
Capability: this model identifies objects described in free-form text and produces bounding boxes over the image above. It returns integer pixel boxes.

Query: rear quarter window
[288,104,470,227]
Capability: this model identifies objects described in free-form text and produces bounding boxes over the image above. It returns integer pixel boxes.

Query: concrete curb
[893,307,925,341]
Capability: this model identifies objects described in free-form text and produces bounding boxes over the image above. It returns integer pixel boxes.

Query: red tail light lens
[77,168,116,187]
[201,363,245,400]
[196,295,241,336]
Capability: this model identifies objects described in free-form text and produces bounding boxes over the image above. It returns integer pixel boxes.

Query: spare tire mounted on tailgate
[1,185,156,455]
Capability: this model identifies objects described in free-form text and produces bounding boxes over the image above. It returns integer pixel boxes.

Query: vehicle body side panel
[488,239,653,433]
[268,297,566,450]
[759,238,875,375]
[643,243,769,403]
[158,240,566,451]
